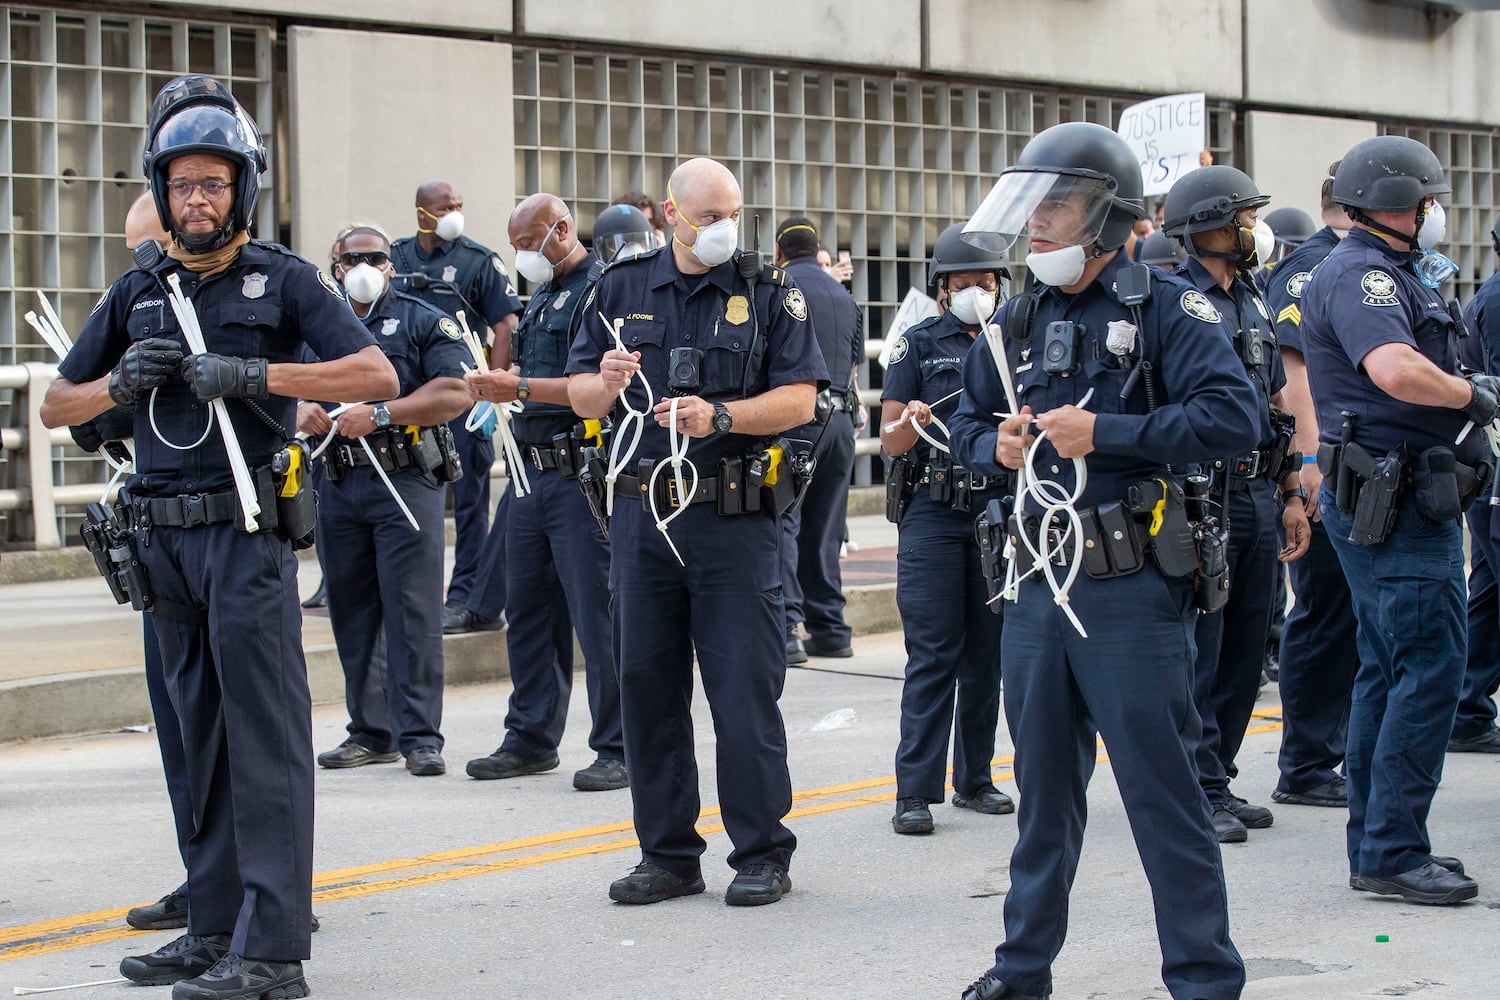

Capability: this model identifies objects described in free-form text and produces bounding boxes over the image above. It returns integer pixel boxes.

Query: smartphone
[838,250,851,263]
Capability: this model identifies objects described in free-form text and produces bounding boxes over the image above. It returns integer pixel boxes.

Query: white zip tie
[599,311,651,516]
[457,314,530,498]
[321,401,419,531]
[165,274,261,533]
[15,976,128,995]
[646,396,697,567]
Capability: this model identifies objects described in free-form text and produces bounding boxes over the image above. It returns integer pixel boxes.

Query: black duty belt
[521,441,571,473]
[131,490,239,528]
[1229,448,1275,481]
[613,470,723,508]
[918,463,1004,493]
[325,427,417,473]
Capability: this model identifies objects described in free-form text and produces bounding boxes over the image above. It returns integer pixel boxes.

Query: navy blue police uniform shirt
[783,255,862,393]
[348,288,468,401]
[948,250,1261,512]
[390,234,522,341]
[1301,227,1483,463]
[1265,226,1343,358]
[60,241,376,496]
[565,245,829,470]
[1179,257,1287,447]
[511,250,597,444]
[881,312,974,463]
[1460,269,1500,374]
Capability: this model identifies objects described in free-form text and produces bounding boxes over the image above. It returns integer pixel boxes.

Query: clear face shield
[596,227,660,263]
[962,171,1118,253]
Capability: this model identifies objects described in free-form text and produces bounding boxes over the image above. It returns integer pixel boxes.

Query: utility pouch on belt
[410,425,443,476]
[974,497,1011,614]
[272,441,316,549]
[1342,442,1404,546]
[1266,408,1298,482]
[717,455,747,515]
[1194,524,1230,613]
[1411,446,1462,522]
[433,423,463,483]
[1078,501,1145,579]
[886,455,914,524]
[750,439,796,516]
[81,499,152,611]
[1127,478,1199,578]
[813,387,835,425]
[927,452,953,505]
[576,448,611,536]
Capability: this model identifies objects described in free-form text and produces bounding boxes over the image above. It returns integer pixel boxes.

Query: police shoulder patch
[783,287,808,321]
[888,335,909,365]
[492,256,508,276]
[1360,269,1399,307]
[89,291,108,315]
[317,269,343,298]
[1286,270,1311,299]
[1180,289,1222,323]
[439,317,463,340]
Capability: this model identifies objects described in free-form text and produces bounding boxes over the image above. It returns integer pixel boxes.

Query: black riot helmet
[1333,135,1449,249]
[143,74,266,253]
[1138,230,1188,269]
[1162,166,1269,237]
[928,222,1010,290]
[963,122,1145,253]
[591,203,659,263]
[1263,206,1315,251]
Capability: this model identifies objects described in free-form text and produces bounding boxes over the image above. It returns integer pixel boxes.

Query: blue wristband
[1302,454,1317,465]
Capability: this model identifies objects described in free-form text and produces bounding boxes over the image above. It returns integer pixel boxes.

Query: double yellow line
[1,710,1284,965]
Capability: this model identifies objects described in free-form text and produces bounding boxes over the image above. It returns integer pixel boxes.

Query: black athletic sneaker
[120,933,229,986]
[126,889,189,930]
[171,954,309,1000]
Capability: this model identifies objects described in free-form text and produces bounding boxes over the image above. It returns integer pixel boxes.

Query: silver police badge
[1361,269,1399,307]
[553,289,571,310]
[242,272,268,299]
[888,335,909,364]
[784,287,808,321]
[1180,290,1223,323]
[442,265,458,284]
[1286,271,1312,299]
[381,318,400,337]
[439,317,463,340]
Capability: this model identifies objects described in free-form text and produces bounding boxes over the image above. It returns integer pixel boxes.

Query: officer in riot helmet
[948,121,1258,1000]
[1163,165,1311,846]
[1301,134,1495,906]
[884,223,1014,837]
[1138,230,1188,271]
[592,203,660,264]
[40,74,397,998]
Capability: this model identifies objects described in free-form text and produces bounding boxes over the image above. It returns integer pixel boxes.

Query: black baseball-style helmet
[1162,166,1270,237]
[1332,135,1449,213]
[1263,206,1316,249]
[964,122,1146,252]
[143,74,266,252]
[928,222,1010,289]
[1138,231,1188,268]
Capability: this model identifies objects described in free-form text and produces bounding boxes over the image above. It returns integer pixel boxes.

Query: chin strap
[1345,208,1421,250]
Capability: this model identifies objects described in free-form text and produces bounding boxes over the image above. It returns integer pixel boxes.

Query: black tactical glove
[182,353,270,401]
[69,405,135,453]
[107,337,183,406]
[1461,372,1500,425]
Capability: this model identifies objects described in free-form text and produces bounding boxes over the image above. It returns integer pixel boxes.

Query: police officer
[1163,166,1311,845]
[1449,213,1500,753]
[391,179,523,633]
[774,216,863,663]
[40,76,397,998]
[304,225,470,777]
[463,193,626,792]
[567,157,827,907]
[1261,206,1316,271]
[883,224,1013,837]
[1266,164,1361,808]
[948,122,1258,1000]
[1138,230,1188,272]
[1301,134,1493,905]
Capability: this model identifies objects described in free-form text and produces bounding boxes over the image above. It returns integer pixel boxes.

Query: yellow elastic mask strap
[666,185,703,235]
[417,205,439,234]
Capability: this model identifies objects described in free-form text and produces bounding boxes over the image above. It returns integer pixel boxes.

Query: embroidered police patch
[317,270,343,298]
[1361,269,1399,307]
[90,291,107,315]
[492,256,508,275]
[784,287,808,321]
[381,318,400,337]
[1180,290,1222,323]
[242,272,267,300]
[439,317,463,340]
[888,335,909,364]
[1286,271,1311,299]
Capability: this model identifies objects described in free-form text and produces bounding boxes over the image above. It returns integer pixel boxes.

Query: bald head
[663,158,742,273]
[415,179,458,211]
[509,192,583,277]
[667,157,740,212]
[125,191,168,250]
[510,193,569,233]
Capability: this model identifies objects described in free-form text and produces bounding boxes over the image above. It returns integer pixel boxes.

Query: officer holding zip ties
[300,224,471,779]
[947,122,1260,1000]
[1301,135,1497,907]
[881,223,1014,838]
[39,76,397,1000]
[1161,166,1311,847]
[566,157,827,908]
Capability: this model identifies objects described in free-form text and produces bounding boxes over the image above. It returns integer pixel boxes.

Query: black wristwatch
[516,375,530,402]
[711,402,733,435]
[1279,486,1309,509]
[372,403,392,428]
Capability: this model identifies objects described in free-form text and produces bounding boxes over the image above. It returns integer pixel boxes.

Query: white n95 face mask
[1253,219,1276,265]
[948,286,997,326]
[1025,245,1087,287]
[1418,201,1446,251]
[342,263,386,304]
[435,210,465,242]
[689,218,738,267]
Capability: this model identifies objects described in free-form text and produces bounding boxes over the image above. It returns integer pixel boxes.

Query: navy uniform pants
[142,617,192,894]
[609,498,796,878]
[1453,501,1500,740]
[1192,482,1277,806]
[1275,517,1356,794]
[444,416,494,605]
[466,485,511,621]
[138,523,314,961]
[319,466,447,754]
[780,411,855,646]
[990,568,1244,1000]
[893,491,1002,802]
[1320,490,1466,878]
[499,467,623,761]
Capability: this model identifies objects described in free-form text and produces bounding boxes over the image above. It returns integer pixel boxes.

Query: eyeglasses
[338,251,389,268]
[166,178,233,200]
